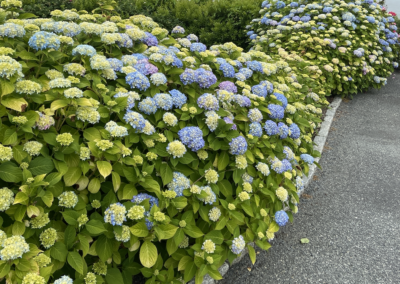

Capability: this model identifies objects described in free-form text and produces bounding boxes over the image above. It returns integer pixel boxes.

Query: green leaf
[2,97,28,112]
[50,99,69,111]
[17,50,38,61]
[130,222,149,237]
[105,268,124,284]
[241,200,254,217]
[218,180,232,198]
[50,242,68,262]
[85,220,107,235]
[183,260,197,283]
[41,191,54,207]
[112,172,121,192]
[155,224,178,240]
[97,161,112,178]
[67,251,84,275]
[178,256,192,271]
[17,13,37,19]
[0,79,15,97]
[248,245,256,265]
[139,241,158,268]
[160,163,173,186]
[268,221,280,233]
[204,230,224,245]
[84,128,102,141]
[217,151,230,171]
[3,129,17,145]
[96,235,113,262]
[12,221,25,235]
[122,184,137,200]
[64,167,82,186]
[88,178,101,194]
[64,225,76,248]
[300,238,310,244]
[0,262,10,278]
[29,157,54,175]
[139,178,160,194]
[62,210,81,226]
[183,225,204,238]
[14,192,29,205]
[0,162,22,182]
[171,196,187,209]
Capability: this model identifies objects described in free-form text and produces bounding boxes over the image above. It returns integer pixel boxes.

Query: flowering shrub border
[0,1,335,284]
[246,0,399,97]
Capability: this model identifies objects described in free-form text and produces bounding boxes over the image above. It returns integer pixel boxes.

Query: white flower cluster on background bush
[0,0,334,283]
[246,0,399,96]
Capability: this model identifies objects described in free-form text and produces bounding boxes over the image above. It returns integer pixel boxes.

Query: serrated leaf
[97,161,112,178]
[96,235,113,262]
[139,241,157,268]
[67,251,84,275]
[85,219,107,235]
[155,224,178,240]
[0,162,22,182]
[50,242,68,262]
[130,222,149,237]
[29,157,54,175]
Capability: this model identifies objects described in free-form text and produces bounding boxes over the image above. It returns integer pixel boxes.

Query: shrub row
[0,1,330,284]
[246,0,400,96]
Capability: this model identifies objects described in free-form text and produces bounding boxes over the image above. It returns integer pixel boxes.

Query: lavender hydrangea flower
[197,93,219,111]
[234,95,251,107]
[223,117,237,130]
[142,32,158,46]
[195,68,217,88]
[219,81,237,93]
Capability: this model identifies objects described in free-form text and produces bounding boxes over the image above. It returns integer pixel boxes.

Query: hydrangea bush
[0,2,327,284]
[246,0,400,96]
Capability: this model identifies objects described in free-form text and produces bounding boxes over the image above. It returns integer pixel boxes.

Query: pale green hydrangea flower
[39,228,58,249]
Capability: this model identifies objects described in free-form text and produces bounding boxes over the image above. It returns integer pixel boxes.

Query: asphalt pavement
[220,74,400,284]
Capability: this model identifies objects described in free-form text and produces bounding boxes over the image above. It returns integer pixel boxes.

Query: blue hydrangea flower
[117,33,133,48]
[71,44,96,57]
[278,122,289,139]
[195,68,217,88]
[229,136,247,155]
[138,97,158,115]
[296,176,305,192]
[167,172,191,197]
[126,71,150,91]
[178,127,205,152]
[242,173,253,184]
[249,122,263,137]
[282,159,292,171]
[300,154,314,165]
[153,93,173,110]
[289,123,300,139]
[123,110,146,131]
[0,23,25,38]
[190,42,207,52]
[246,61,263,73]
[275,210,289,227]
[197,93,219,111]
[252,84,268,97]
[274,93,288,108]
[264,120,279,135]
[276,0,286,9]
[28,31,60,51]
[180,68,196,85]
[219,63,235,78]
[238,68,253,79]
[169,89,187,108]
[134,62,158,75]
[268,104,284,120]
[107,58,123,71]
[132,193,159,209]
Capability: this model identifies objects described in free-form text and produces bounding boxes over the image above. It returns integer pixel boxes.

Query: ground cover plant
[0,1,330,284]
[246,0,400,96]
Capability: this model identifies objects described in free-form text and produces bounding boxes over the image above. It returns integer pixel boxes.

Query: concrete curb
[189,97,343,284]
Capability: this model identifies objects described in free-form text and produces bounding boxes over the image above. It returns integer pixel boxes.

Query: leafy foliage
[0,2,329,284]
[247,0,400,96]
